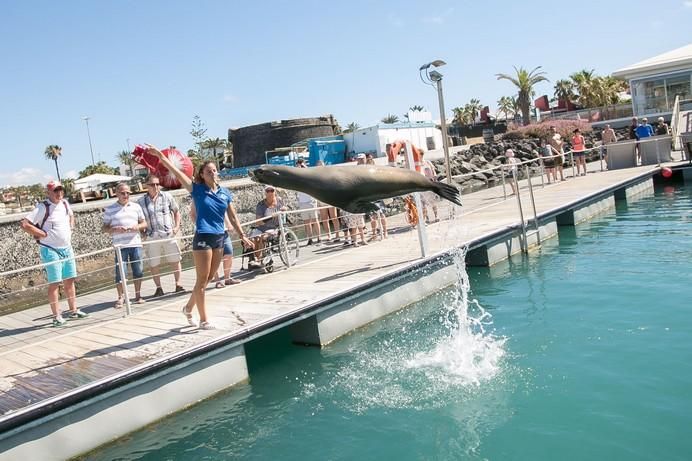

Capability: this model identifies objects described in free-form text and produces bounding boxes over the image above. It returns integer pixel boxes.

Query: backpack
[33,200,69,242]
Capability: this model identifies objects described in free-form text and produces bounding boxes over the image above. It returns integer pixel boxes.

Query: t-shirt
[137,191,179,237]
[190,182,233,234]
[656,123,669,136]
[635,124,654,139]
[548,133,563,153]
[296,191,316,205]
[25,199,73,249]
[103,201,145,248]
[256,198,285,232]
[571,135,585,152]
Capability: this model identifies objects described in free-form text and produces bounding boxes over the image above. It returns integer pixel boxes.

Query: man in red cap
[20,180,88,326]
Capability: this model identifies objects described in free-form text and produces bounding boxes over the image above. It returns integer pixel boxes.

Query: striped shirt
[137,191,179,237]
[103,201,145,248]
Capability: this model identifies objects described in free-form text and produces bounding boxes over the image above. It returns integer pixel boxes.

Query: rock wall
[228,115,339,167]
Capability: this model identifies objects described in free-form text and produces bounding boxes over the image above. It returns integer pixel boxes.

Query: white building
[344,119,443,158]
[613,43,692,116]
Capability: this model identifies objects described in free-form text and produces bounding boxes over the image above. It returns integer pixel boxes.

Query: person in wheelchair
[248,185,287,268]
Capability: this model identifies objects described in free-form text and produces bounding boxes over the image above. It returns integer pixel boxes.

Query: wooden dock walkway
[0,161,673,419]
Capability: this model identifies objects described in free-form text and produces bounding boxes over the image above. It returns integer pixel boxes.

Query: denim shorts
[114,246,144,283]
[192,233,225,251]
[40,246,77,284]
[573,151,586,157]
[222,231,233,256]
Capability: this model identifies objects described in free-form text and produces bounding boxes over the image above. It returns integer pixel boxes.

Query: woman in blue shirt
[146,145,253,329]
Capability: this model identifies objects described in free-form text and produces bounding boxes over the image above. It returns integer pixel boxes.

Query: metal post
[83,116,96,166]
[114,245,132,315]
[525,165,541,247]
[513,172,528,253]
[569,151,575,178]
[599,145,604,172]
[435,79,452,185]
[404,143,429,258]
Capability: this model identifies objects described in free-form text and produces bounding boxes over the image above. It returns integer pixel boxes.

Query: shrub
[502,119,592,142]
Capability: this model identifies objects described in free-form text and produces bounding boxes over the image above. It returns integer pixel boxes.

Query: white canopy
[74,173,132,190]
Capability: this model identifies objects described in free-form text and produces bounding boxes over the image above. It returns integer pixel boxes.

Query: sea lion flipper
[432,181,463,207]
[344,200,380,214]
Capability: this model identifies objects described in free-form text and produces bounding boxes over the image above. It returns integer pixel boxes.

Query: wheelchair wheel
[279,229,300,267]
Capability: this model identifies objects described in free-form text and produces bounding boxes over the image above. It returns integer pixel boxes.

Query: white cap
[356,153,366,159]
[505,149,514,157]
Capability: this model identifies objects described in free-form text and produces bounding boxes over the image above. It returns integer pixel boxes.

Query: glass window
[665,72,691,103]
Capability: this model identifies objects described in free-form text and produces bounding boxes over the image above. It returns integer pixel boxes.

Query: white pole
[404,143,428,258]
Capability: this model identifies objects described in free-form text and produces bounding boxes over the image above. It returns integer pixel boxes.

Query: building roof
[612,43,692,79]
[376,121,436,130]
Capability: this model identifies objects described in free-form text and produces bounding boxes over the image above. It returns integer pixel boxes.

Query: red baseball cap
[46,180,64,191]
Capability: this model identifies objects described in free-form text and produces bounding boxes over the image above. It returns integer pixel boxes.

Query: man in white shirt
[21,181,88,326]
[103,182,147,308]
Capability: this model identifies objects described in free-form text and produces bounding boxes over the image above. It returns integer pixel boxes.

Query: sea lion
[250,165,462,213]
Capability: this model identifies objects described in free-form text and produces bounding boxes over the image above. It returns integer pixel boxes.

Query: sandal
[114,298,123,309]
[225,278,241,285]
[215,281,225,289]
[182,305,196,327]
[199,321,215,330]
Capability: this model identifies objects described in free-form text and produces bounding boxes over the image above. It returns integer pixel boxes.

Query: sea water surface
[86,183,692,461]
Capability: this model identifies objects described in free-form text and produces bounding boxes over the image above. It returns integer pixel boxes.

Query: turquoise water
[86,183,692,461]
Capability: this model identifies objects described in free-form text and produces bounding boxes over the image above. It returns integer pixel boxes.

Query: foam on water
[320,247,507,412]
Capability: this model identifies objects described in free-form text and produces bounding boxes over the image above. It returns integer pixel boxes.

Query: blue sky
[1,0,690,186]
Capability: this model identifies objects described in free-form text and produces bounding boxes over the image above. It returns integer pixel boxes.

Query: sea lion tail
[432,181,462,207]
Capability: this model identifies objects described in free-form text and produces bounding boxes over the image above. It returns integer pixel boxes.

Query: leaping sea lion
[250,165,462,213]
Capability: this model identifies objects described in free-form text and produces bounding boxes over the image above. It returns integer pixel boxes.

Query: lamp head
[429,70,443,81]
[419,59,447,70]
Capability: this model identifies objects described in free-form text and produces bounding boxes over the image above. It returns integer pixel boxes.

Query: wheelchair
[242,224,300,273]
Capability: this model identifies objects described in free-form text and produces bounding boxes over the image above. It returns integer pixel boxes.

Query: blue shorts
[573,151,586,157]
[192,233,225,251]
[40,246,77,284]
[115,246,144,283]
[222,232,233,256]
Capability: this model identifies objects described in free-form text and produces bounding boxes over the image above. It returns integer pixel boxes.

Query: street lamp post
[82,116,95,166]
[419,60,452,184]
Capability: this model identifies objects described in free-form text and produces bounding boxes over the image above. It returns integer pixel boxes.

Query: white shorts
[145,236,181,267]
[298,201,318,221]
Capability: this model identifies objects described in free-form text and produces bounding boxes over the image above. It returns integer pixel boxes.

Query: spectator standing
[146,147,253,330]
[548,126,566,181]
[629,117,639,140]
[419,151,439,223]
[103,182,148,308]
[20,181,88,326]
[601,124,617,168]
[655,117,670,136]
[314,160,342,243]
[539,139,555,183]
[635,117,654,164]
[295,159,321,246]
[571,128,587,176]
[137,174,185,297]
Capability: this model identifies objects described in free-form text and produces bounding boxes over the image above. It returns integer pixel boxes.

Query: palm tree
[343,122,360,133]
[496,66,549,125]
[452,107,470,126]
[409,105,425,112]
[570,69,596,107]
[464,99,483,124]
[201,137,227,161]
[381,114,399,124]
[116,150,135,176]
[553,79,576,108]
[496,96,515,121]
[44,145,62,181]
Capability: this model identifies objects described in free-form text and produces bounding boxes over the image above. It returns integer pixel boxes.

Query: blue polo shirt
[635,124,654,139]
[191,183,233,234]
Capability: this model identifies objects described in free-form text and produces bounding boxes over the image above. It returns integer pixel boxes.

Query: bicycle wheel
[279,229,300,267]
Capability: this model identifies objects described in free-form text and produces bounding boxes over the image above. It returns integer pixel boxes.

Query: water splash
[319,247,508,413]
[406,247,506,386]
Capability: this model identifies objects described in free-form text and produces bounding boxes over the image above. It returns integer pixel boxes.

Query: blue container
[307,136,346,166]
